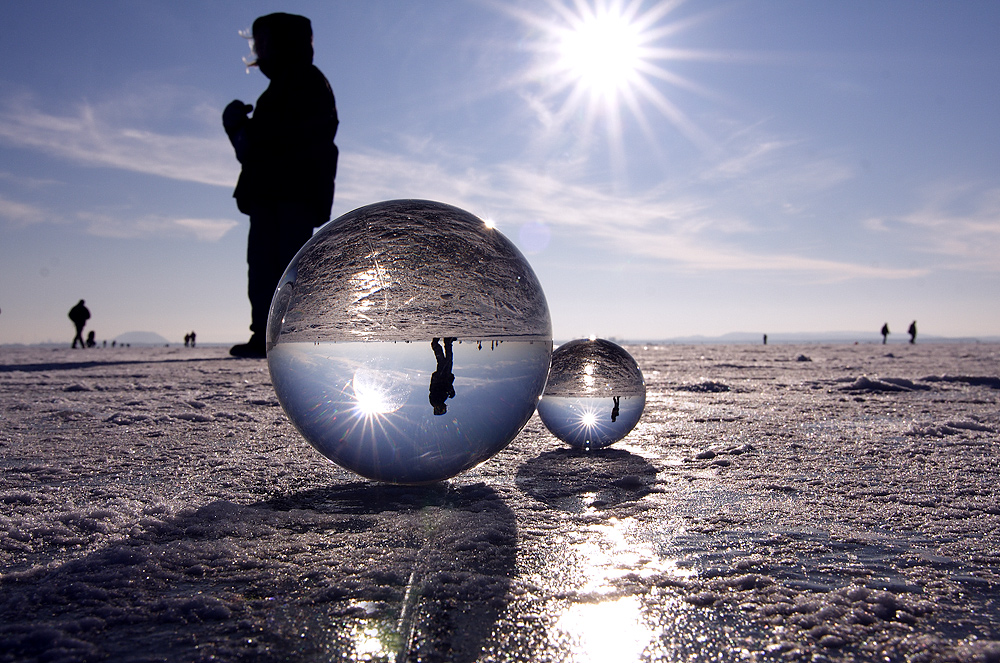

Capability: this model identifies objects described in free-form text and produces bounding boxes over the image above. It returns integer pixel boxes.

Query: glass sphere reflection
[537,338,645,450]
[266,200,552,484]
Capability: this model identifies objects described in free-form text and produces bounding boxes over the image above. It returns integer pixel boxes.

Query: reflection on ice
[544,517,695,662]
[576,518,696,591]
[269,339,551,484]
[346,621,398,661]
[554,597,651,663]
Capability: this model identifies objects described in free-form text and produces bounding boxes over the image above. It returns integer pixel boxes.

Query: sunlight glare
[352,624,394,659]
[547,518,695,661]
[354,384,392,416]
[352,369,406,415]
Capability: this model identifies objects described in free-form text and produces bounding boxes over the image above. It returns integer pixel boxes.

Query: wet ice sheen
[266,200,552,483]
[537,338,646,449]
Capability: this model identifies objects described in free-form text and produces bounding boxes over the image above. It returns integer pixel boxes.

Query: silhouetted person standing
[881,323,890,345]
[611,396,620,423]
[86,331,96,348]
[908,320,917,344]
[69,300,90,349]
[429,338,456,415]
[224,13,338,358]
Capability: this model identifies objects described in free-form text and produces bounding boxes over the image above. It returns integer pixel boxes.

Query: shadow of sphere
[0,482,516,663]
[265,479,497,513]
[265,481,517,662]
[515,448,658,511]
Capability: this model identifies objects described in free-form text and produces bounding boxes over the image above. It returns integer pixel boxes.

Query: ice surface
[1,343,999,662]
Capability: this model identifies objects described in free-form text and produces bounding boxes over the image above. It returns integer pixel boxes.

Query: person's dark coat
[69,301,90,328]
[232,65,338,224]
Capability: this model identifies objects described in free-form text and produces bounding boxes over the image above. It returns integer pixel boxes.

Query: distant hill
[113,331,171,346]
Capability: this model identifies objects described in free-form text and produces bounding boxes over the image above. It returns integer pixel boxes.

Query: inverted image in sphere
[537,338,645,450]
[266,200,552,484]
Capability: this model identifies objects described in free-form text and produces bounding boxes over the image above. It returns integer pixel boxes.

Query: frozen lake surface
[1,343,998,662]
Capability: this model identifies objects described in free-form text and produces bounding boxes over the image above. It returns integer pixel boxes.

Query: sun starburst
[506,0,720,166]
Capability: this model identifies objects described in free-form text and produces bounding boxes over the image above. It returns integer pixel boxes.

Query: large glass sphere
[266,200,552,484]
[537,338,645,450]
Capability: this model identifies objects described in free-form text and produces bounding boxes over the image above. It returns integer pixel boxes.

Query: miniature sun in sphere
[537,338,645,450]
[266,200,552,484]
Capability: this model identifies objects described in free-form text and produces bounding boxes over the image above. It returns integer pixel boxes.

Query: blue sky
[1,1,999,344]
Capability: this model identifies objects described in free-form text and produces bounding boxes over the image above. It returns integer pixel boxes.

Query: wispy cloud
[337,144,919,280]
[77,212,238,241]
[702,129,857,197]
[869,183,1000,271]
[0,170,62,188]
[0,194,49,226]
[0,96,237,187]
[1,191,237,241]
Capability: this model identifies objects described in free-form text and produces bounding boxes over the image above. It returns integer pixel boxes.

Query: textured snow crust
[1,343,998,662]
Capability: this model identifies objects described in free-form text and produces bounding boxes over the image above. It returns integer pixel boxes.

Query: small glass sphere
[266,200,552,484]
[537,338,645,450]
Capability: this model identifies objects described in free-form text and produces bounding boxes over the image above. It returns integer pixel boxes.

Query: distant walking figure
[881,323,890,345]
[763,334,768,346]
[908,320,917,344]
[224,12,339,358]
[184,333,191,347]
[69,300,90,349]
[190,331,196,347]
[86,331,96,348]
[429,337,457,415]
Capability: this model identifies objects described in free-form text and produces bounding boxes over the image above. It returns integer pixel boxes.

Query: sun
[506,0,717,158]
[558,10,642,99]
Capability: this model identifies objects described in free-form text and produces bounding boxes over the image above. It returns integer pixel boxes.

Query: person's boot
[229,335,266,358]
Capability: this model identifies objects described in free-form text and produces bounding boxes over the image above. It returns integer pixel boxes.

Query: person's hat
[252,13,313,66]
